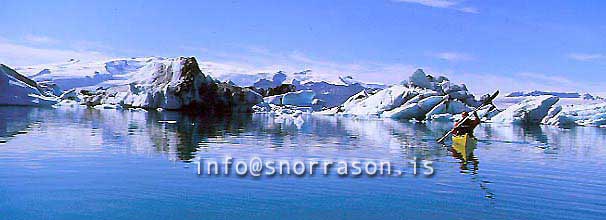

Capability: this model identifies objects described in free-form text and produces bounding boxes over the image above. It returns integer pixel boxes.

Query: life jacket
[454,118,477,135]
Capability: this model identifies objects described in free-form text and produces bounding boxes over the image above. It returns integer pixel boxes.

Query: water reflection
[2,106,606,219]
[2,106,606,166]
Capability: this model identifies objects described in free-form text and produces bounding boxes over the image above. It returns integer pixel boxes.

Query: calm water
[0,106,605,220]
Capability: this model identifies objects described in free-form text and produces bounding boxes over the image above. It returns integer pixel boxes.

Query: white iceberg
[297,81,367,108]
[490,95,559,124]
[340,85,415,115]
[542,103,606,127]
[0,64,58,106]
[332,69,484,121]
[263,94,283,105]
[408,69,438,90]
[506,90,582,98]
[58,89,80,101]
[382,96,445,119]
[74,57,263,112]
[340,90,369,111]
[222,70,372,108]
[425,99,471,119]
[339,75,386,89]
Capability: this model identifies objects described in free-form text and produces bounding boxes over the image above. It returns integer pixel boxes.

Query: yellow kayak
[452,133,477,161]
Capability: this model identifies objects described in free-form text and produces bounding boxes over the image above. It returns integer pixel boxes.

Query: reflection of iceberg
[310,116,455,161]
[5,106,605,166]
[0,107,39,143]
[473,122,606,157]
[0,106,258,162]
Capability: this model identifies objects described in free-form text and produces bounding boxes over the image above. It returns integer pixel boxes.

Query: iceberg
[37,81,63,97]
[217,70,374,108]
[340,85,414,115]
[330,68,486,121]
[408,69,438,90]
[542,103,606,127]
[281,90,315,106]
[0,64,58,106]
[225,70,373,108]
[497,90,604,111]
[311,98,327,111]
[263,94,283,105]
[382,96,445,119]
[339,75,386,89]
[425,99,471,118]
[65,57,264,112]
[297,81,367,108]
[490,95,559,124]
[252,72,288,89]
[253,90,323,115]
[429,113,455,122]
[337,90,370,112]
[58,89,80,101]
[11,55,603,128]
[506,90,582,98]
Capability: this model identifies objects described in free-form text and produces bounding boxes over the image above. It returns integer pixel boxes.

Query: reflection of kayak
[452,134,477,161]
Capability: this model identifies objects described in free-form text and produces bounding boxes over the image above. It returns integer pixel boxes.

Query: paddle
[436,90,499,143]
[480,104,498,120]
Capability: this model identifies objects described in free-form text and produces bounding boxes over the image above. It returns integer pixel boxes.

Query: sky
[1,0,605,95]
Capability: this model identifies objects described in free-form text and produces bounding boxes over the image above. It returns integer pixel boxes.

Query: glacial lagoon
[1,106,605,219]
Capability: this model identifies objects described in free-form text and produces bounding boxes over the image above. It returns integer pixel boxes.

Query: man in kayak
[452,111,481,136]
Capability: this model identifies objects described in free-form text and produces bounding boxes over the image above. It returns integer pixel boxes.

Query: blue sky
[1,0,605,94]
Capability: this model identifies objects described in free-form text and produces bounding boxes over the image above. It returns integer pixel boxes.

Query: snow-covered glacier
[17,57,160,90]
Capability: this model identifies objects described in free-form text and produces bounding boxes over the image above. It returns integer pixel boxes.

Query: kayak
[452,133,477,161]
[436,90,499,143]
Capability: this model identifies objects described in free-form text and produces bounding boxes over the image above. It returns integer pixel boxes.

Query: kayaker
[453,111,480,136]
